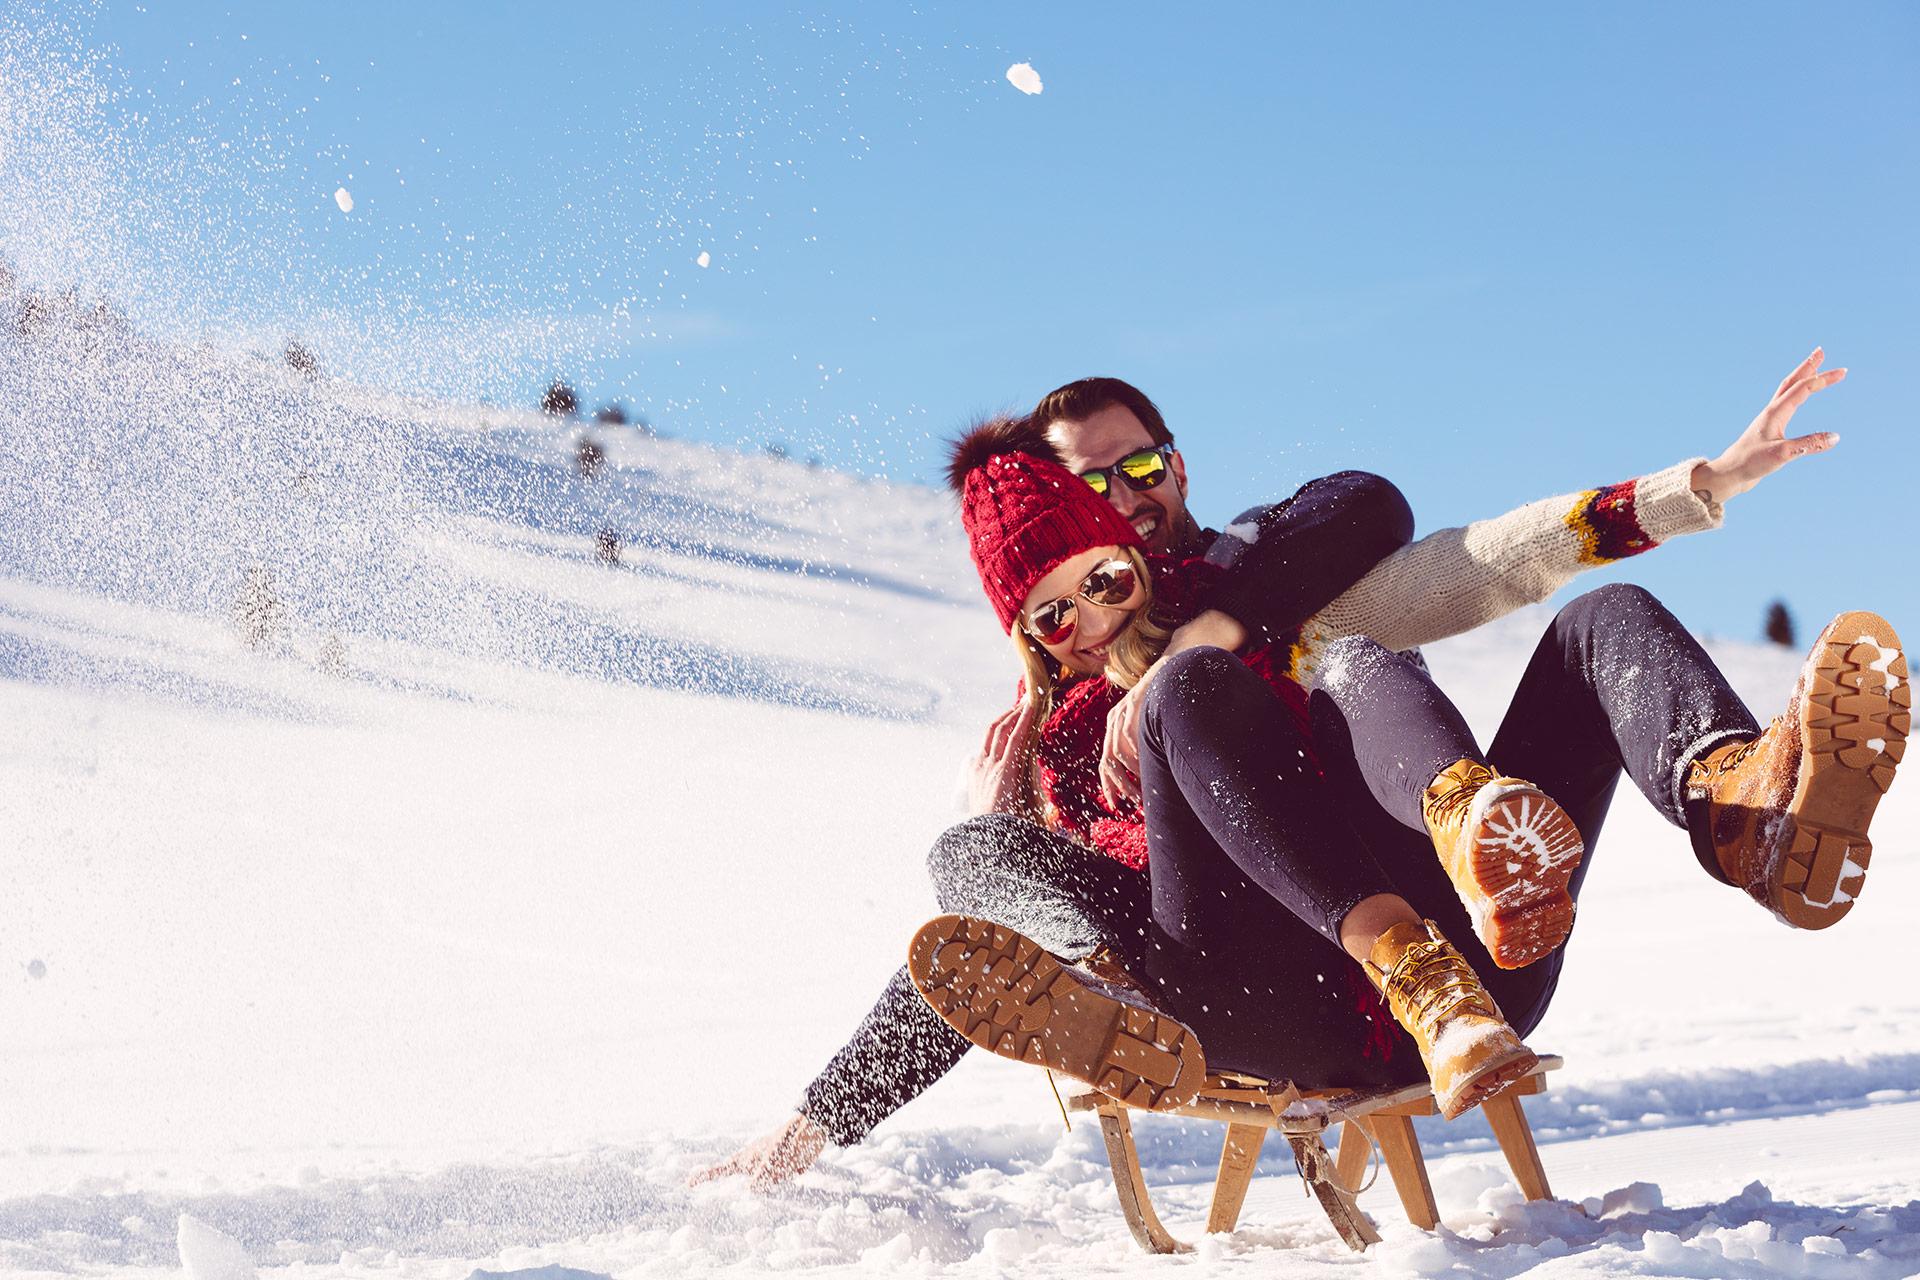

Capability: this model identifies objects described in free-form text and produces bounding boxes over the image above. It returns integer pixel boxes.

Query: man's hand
[966,699,1041,817]
[1098,610,1250,810]
[686,1112,830,1193]
[1691,349,1845,505]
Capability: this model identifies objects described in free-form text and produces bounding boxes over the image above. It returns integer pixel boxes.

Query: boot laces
[1385,938,1492,1035]
[1715,722,1775,773]
[1424,763,1494,832]
[1696,721,1774,783]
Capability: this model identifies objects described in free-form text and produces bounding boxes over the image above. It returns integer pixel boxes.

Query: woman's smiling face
[1019,546,1142,677]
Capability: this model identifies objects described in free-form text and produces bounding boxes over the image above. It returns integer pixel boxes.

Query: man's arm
[1301,457,1719,663]
[1199,470,1416,649]
[1097,471,1415,805]
[1293,349,1846,670]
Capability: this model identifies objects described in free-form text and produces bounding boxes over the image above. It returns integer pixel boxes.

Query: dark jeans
[800,585,1760,1137]
[1140,584,1759,1085]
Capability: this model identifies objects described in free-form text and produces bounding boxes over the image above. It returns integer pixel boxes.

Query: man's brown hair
[1029,377,1172,448]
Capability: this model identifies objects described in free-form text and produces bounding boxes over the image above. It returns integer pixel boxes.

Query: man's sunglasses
[1077,445,1174,498]
[1022,558,1143,646]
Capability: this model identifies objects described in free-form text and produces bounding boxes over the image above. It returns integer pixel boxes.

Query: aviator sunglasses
[1022,558,1143,646]
[1077,444,1174,498]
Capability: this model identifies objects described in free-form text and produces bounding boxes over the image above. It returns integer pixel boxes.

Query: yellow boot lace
[1382,935,1496,1038]
[1422,760,1495,839]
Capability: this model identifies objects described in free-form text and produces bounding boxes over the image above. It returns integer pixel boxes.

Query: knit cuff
[1636,457,1722,541]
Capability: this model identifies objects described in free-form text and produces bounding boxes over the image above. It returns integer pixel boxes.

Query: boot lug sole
[907,914,1206,1112]
[1452,785,1586,969]
[1771,612,1907,929]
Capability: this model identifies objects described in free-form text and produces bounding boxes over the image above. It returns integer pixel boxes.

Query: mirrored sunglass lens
[1030,600,1076,643]
[1079,470,1110,496]
[1082,564,1137,605]
[1117,450,1166,486]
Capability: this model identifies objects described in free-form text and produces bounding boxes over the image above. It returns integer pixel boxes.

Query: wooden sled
[1062,1054,1562,1252]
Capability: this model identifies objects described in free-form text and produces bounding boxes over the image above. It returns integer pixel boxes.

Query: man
[1028,378,1204,557]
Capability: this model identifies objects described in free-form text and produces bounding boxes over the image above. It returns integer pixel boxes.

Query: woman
[694,350,1905,1188]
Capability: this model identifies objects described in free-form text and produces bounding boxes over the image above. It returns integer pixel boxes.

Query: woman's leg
[1134,646,1534,1113]
[926,813,1151,966]
[1310,585,1765,1034]
[800,816,1145,1147]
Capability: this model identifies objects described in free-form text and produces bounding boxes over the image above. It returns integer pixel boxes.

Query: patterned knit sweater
[1268,457,1721,688]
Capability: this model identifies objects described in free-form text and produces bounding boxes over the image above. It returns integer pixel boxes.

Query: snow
[697,252,711,268]
[333,187,353,214]
[1006,63,1044,96]
[0,316,1916,1278]
[178,1214,255,1280]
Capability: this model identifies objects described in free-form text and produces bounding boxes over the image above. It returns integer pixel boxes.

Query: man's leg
[1484,583,1760,887]
[1310,634,1587,971]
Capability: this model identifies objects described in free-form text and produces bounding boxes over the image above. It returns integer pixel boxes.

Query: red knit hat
[960,450,1144,633]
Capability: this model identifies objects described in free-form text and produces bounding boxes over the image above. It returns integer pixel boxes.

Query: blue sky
[6,1,1915,638]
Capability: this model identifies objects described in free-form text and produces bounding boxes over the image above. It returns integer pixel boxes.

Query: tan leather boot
[1421,760,1585,969]
[1363,919,1538,1120]
[1686,611,1907,929]
[907,915,1206,1112]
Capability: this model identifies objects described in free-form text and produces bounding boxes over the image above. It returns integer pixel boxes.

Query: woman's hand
[686,1112,830,1192]
[1691,349,1846,505]
[966,699,1040,817]
[1100,672,1155,810]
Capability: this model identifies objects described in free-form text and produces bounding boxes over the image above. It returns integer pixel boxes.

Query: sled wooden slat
[1064,1054,1562,1253]
[1205,1123,1267,1236]
[1367,1111,1439,1229]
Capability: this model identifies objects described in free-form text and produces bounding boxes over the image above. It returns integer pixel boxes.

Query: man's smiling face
[1044,402,1196,557]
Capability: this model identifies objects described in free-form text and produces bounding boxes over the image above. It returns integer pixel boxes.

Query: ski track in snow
[1,308,1917,1277]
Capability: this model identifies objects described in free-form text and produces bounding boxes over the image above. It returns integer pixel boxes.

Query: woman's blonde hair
[1005,546,1171,816]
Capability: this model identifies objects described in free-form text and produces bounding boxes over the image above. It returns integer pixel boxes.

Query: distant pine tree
[1764,600,1795,648]
[542,379,579,417]
[283,337,320,379]
[576,435,606,479]
[593,403,628,425]
[594,526,622,565]
[235,566,291,649]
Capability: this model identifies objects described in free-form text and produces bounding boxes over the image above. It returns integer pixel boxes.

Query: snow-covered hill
[1,315,1915,1279]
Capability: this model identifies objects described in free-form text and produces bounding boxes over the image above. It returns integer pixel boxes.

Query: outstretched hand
[686,1112,829,1193]
[1692,349,1846,504]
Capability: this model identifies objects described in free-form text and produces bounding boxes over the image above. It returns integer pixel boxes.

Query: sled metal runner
[1063,1054,1562,1252]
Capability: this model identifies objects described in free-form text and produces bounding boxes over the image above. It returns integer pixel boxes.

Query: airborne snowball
[697,251,710,268]
[1006,63,1043,95]
[333,187,353,213]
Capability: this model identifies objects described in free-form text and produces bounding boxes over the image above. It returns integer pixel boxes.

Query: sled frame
[1064,1054,1561,1253]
